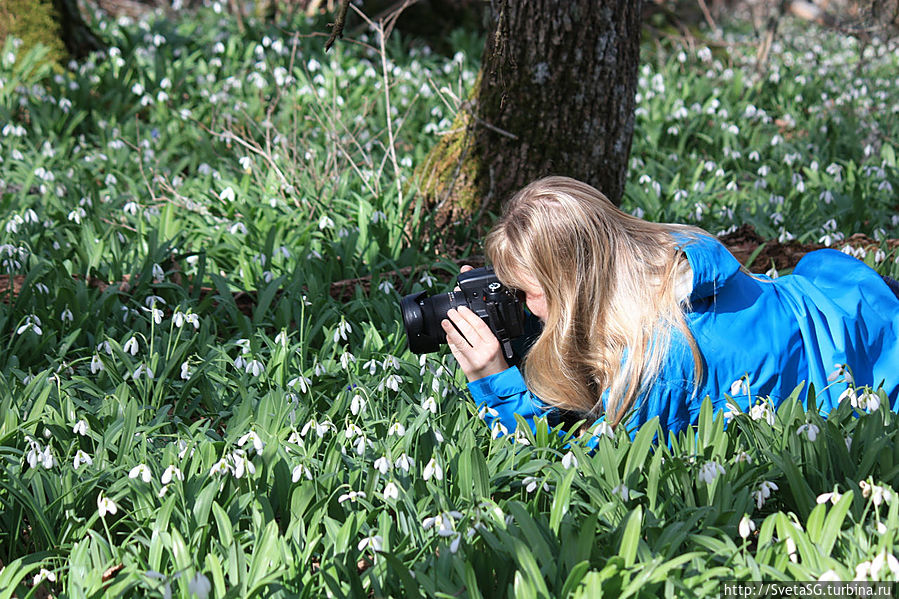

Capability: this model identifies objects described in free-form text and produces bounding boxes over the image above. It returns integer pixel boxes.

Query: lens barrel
[401,290,468,354]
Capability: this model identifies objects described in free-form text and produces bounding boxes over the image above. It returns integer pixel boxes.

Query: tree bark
[52,0,104,59]
[414,0,643,251]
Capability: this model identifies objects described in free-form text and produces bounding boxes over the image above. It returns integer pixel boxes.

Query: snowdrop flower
[32,568,57,586]
[749,403,775,426]
[816,488,843,505]
[698,461,725,485]
[733,451,753,464]
[288,376,312,393]
[382,481,400,500]
[339,351,356,370]
[379,374,402,392]
[158,466,182,485]
[357,534,383,552]
[245,359,264,377]
[423,457,443,481]
[395,453,413,472]
[73,449,93,470]
[292,463,313,482]
[374,456,390,475]
[123,337,139,355]
[752,481,779,509]
[300,419,333,438]
[422,397,437,414]
[738,515,755,539]
[129,463,152,483]
[333,319,352,343]
[219,187,235,201]
[797,423,820,442]
[490,420,508,439]
[859,480,892,507]
[73,419,89,436]
[61,306,74,323]
[338,490,366,504]
[237,431,265,454]
[90,354,104,374]
[611,484,630,501]
[387,422,405,436]
[828,363,853,384]
[419,272,436,287]
[180,361,192,380]
[318,215,334,229]
[344,423,362,440]
[561,451,578,470]
[187,573,211,599]
[818,570,841,582]
[131,363,154,381]
[209,458,230,476]
[230,450,255,479]
[350,394,366,415]
[16,315,42,336]
[592,421,614,439]
[97,492,118,518]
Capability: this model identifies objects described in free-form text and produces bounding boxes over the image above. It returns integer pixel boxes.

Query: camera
[401,267,526,360]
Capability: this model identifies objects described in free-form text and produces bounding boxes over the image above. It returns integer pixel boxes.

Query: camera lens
[401,290,467,354]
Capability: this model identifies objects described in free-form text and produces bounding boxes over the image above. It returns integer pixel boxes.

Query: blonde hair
[486,176,706,428]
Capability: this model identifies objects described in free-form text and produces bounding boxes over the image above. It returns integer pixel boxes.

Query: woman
[441,176,899,440]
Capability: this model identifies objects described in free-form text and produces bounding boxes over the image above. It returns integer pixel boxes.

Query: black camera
[401,267,526,360]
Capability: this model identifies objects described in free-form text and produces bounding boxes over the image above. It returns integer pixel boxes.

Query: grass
[0,5,898,598]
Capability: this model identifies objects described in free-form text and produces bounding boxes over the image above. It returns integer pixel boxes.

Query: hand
[441,305,509,382]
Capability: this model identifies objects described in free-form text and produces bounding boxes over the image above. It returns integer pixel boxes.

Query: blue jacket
[468,234,899,441]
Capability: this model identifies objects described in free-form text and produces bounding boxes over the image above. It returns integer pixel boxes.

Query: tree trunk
[414,0,643,251]
[52,0,104,59]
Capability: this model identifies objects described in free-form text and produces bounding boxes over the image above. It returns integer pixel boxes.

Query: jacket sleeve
[467,366,552,436]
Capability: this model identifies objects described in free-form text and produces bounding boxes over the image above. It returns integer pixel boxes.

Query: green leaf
[619,506,643,568]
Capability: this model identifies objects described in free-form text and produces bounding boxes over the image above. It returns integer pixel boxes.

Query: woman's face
[515,271,548,321]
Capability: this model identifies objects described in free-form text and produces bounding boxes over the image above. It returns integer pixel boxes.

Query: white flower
[357,534,383,552]
[61,307,74,322]
[738,515,755,539]
[350,395,365,416]
[818,570,841,582]
[561,451,578,470]
[161,466,183,484]
[129,463,152,483]
[611,484,630,501]
[32,568,57,585]
[237,431,265,454]
[73,449,93,470]
[180,361,192,380]
[491,421,508,439]
[752,481,779,509]
[318,215,334,229]
[90,354,104,374]
[97,492,118,518]
[123,337,139,355]
[292,463,313,482]
[828,364,853,384]
[395,453,413,472]
[383,481,400,500]
[422,397,437,414]
[338,490,366,504]
[230,450,255,479]
[73,419,89,436]
[698,461,725,485]
[423,457,443,481]
[523,476,550,493]
[187,573,211,599]
[374,456,390,475]
[816,489,843,505]
[387,422,405,436]
[859,480,892,507]
[219,187,235,201]
[797,423,820,442]
[749,403,775,426]
[245,359,264,377]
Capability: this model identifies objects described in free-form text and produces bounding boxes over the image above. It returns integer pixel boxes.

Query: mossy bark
[412,0,643,252]
[0,0,102,63]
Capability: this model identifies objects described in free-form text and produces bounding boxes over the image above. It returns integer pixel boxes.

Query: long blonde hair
[486,176,705,428]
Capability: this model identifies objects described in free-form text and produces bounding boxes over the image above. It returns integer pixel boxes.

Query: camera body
[401,267,526,360]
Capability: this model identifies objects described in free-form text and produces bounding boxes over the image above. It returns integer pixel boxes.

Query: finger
[442,314,473,348]
[452,306,493,345]
[460,265,473,273]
